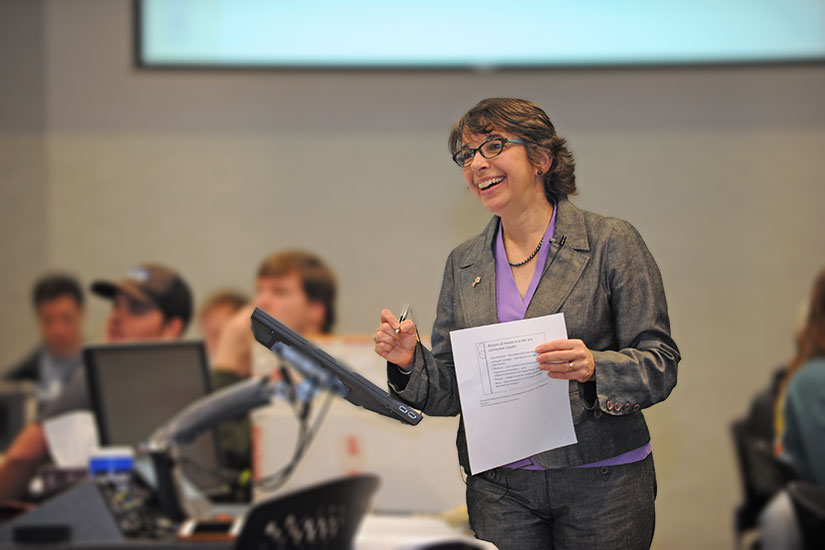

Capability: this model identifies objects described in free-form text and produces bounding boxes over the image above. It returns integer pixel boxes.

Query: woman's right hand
[374,309,417,370]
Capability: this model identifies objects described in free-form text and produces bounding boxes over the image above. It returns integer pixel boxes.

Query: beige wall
[0,0,48,370]
[2,1,825,547]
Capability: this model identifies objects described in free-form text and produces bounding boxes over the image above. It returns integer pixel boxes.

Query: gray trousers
[467,454,656,550]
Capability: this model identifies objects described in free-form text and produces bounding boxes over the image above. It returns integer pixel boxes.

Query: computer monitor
[83,341,225,493]
[250,308,422,426]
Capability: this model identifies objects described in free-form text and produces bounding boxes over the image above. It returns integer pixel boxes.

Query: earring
[537,170,543,176]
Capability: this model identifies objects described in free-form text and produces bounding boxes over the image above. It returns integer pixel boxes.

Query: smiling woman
[458,130,550,239]
[372,98,681,550]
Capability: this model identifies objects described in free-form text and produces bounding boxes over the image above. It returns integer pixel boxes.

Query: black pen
[395,304,410,334]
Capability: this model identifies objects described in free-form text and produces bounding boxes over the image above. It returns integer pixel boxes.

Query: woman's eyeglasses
[452,138,526,168]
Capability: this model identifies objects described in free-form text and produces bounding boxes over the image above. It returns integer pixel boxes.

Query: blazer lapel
[525,199,591,318]
[454,200,591,326]
[456,217,499,329]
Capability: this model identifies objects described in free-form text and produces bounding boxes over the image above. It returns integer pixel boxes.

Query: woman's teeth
[479,176,504,190]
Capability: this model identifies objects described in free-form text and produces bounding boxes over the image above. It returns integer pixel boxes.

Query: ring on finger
[568,361,574,372]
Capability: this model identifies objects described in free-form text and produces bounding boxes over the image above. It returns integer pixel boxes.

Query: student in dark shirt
[4,274,85,410]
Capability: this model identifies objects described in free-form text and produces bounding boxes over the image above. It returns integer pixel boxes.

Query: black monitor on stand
[144,310,424,520]
[250,307,422,426]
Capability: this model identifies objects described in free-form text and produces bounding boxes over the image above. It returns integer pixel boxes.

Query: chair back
[787,481,825,549]
[730,419,795,537]
[235,474,379,550]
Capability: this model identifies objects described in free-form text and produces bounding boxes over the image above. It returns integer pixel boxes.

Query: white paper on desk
[450,313,577,474]
[42,410,100,468]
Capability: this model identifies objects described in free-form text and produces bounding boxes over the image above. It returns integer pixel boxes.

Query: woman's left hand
[535,339,595,383]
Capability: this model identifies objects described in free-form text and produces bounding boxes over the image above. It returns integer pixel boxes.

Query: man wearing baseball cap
[92,264,193,344]
[0,263,193,501]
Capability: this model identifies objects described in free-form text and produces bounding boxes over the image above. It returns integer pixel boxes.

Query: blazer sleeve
[589,219,680,414]
[388,250,462,417]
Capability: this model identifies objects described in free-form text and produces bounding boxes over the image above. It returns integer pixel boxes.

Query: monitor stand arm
[143,345,339,522]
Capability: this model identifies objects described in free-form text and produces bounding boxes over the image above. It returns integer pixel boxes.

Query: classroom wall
[0,0,48,375]
[2,1,825,548]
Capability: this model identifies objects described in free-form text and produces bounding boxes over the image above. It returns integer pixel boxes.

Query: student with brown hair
[198,289,249,359]
[211,249,337,378]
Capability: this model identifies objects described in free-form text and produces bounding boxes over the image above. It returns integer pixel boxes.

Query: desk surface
[0,514,497,550]
[357,514,497,549]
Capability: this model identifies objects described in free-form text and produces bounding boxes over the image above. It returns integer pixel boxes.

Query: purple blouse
[494,207,651,470]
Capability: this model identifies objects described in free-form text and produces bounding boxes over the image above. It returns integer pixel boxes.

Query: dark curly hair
[32,273,84,309]
[448,98,577,204]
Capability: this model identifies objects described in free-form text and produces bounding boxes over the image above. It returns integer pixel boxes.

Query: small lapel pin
[472,276,481,287]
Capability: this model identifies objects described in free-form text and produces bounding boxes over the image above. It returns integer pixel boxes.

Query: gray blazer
[389,198,680,470]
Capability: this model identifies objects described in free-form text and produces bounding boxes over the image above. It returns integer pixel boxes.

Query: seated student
[212,249,337,379]
[759,268,825,549]
[0,264,193,501]
[197,289,249,361]
[3,274,85,411]
[208,250,337,474]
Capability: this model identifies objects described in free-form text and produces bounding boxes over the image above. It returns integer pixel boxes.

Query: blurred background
[1,1,824,547]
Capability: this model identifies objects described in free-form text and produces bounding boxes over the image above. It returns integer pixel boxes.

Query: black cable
[254,392,327,492]
[254,389,334,493]
[168,377,336,495]
[174,388,308,486]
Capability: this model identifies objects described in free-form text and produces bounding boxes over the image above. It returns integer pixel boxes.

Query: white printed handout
[450,313,577,474]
